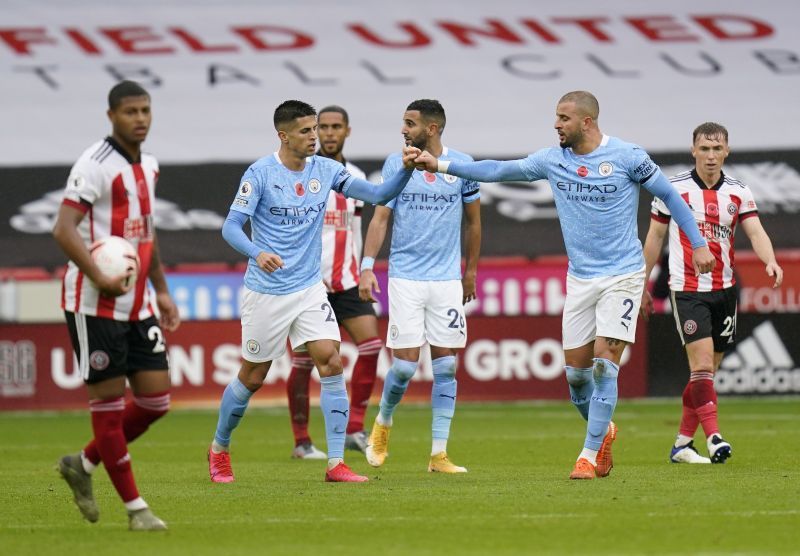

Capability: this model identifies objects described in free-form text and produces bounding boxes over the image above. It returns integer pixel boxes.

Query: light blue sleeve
[461,176,480,203]
[517,149,550,181]
[381,155,401,209]
[642,170,708,249]
[446,159,529,182]
[624,146,659,185]
[221,209,261,260]
[343,167,413,205]
[229,167,262,216]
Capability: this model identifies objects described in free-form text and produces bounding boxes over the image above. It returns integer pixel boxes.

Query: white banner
[2,0,799,165]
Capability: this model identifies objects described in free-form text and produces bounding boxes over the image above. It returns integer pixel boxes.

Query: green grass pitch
[2,398,798,555]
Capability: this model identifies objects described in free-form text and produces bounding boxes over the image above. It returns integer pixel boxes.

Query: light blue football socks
[377,358,418,426]
[213,377,254,449]
[320,374,349,460]
[431,356,457,453]
[585,358,619,451]
[566,366,594,421]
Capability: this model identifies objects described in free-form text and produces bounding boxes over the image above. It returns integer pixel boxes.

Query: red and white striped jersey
[320,161,366,293]
[60,137,159,321]
[651,169,758,292]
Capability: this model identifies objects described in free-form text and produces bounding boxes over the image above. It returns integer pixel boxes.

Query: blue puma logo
[331,409,349,417]
[439,394,456,400]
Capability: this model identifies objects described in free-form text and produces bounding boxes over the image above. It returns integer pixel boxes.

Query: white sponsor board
[2,0,800,165]
[716,321,800,393]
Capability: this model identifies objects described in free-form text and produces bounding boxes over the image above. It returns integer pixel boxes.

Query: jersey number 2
[321,303,336,323]
[147,326,166,353]
[447,308,465,329]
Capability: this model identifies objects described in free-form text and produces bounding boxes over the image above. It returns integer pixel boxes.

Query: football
[89,235,140,289]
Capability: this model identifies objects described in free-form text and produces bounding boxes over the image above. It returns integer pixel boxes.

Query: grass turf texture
[2,398,797,555]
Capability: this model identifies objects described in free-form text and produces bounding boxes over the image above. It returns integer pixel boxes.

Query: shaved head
[558,91,599,121]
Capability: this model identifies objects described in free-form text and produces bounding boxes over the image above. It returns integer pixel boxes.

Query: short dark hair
[406,99,446,132]
[693,122,728,144]
[274,100,316,130]
[108,80,149,110]
[319,105,349,125]
[558,91,599,120]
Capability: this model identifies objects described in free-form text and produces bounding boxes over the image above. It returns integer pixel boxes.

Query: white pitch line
[3,509,797,530]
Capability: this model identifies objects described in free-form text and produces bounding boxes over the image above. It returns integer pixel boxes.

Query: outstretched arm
[415,151,528,182]
[643,170,715,275]
[344,168,412,205]
[344,146,420,204]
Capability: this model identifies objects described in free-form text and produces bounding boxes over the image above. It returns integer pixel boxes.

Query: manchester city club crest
[443,174,458,184]
[246,339,260,354]
[308,178,321,193]
[599,162,614,176]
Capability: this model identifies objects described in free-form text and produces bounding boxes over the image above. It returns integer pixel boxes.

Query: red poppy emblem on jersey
[706,203,719,217]
[683,320,698,335]
[577,166,589,177]
[423,171,436,184]
[295,182,305,196]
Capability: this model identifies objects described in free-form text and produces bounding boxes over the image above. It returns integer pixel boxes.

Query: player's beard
[559,130,580,149]
[319,145,341,159]
[405,135,427,151]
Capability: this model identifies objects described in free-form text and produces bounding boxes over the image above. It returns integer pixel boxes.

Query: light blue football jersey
[230,153,351,295]
[519,135,655,279]
[383,147,480,281]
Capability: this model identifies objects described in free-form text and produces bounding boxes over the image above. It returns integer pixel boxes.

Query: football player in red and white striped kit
[53,81,180,530]
[286,106,383,459]
[641,122,783,464]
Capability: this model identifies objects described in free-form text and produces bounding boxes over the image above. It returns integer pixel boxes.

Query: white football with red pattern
[89,235,140,288]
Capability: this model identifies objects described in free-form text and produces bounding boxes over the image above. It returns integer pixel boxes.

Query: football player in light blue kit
[208,100,421,484]
[415,91,716,479]
[359,99,481,473]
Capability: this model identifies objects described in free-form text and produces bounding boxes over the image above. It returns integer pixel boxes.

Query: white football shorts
[387,277,466,349]
[240,281,341,362]
[561,267,645,350]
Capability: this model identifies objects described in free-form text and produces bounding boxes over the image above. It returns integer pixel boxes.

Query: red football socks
[84,392,170,465]
[347,337,381,434]
[678,381,700,438]
[288,356,314,445]
[89,397,139,503]
[690,371,720,438]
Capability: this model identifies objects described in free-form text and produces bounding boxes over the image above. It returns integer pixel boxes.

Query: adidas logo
[716,321,799,394]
